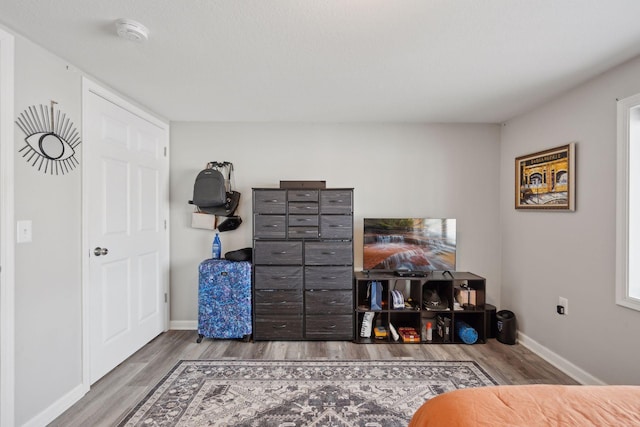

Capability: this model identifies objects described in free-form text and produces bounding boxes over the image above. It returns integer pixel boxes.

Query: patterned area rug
[119,359,498,426]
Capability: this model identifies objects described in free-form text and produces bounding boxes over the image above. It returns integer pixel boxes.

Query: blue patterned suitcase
[197,259,252,342]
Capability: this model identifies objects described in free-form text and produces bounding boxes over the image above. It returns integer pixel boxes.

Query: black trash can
[496,310,517,345]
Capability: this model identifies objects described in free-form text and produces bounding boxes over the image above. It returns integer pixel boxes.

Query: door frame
[0,26,15,427]
[81,77,170,391]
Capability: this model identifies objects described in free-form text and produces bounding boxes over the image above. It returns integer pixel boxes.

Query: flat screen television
[363,218,456,273]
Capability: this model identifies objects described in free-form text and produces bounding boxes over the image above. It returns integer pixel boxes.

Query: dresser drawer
[254,290,303,315]
[254,266,302,290]
[320,215,352,239]
[305,314,353,339]
[253,190,287,214]
[305,266,353,289]
[254,315,303,340]
[320,190,352,214]
[254,241,302,265]
[305,290,353,314]
[288,227,319,239]
[288,202,319,215]
[253,215,286,239]
[288,190,319,202]
[288,215,318,227]
[304,241,353,265]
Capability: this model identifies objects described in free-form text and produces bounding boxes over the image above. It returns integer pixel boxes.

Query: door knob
[94,247,109,256]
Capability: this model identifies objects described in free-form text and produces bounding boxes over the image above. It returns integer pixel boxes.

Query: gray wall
[9,30,168,424]
[13,35,82,424]
[169,123,502,324]
[500,55,640,385]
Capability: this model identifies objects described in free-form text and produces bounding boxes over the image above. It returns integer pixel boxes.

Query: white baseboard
[170,320,197,330]
[517,331,605,385]
[22,383,85,427]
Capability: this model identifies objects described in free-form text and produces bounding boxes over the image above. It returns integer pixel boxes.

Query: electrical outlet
[558,297,568,315]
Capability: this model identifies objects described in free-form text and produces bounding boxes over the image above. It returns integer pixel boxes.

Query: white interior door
[83,81,169,384]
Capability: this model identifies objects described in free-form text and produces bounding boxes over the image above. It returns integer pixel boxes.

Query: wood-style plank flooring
[50,331,579,426]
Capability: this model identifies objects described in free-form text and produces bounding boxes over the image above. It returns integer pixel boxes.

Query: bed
[409,384,640,426]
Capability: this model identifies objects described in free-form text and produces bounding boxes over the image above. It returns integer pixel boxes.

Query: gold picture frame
[515,143,575,211]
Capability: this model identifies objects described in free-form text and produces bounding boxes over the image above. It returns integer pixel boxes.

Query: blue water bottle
[212,233,221,259]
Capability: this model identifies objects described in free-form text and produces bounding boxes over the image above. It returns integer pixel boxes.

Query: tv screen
[363,218,456,272]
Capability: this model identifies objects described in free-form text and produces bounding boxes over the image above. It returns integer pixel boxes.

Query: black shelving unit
[354,271,486,344]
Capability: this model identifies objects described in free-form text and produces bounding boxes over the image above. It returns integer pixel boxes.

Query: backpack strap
[226,162,234,193]
[206,161,235,193]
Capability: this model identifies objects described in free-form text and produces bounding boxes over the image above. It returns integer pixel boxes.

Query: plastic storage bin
[496,310,517,345]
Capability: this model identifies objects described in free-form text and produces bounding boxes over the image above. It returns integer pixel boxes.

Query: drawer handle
[265,224,280,228]
[295,218,311,222]
[324,324,337,330]
[273,324,287,329]
[274,276,290,280]
[274,251,288,255]
[295,193,312,197]
[329,225,345,228]
[265,199,280,203]
[329,200,344,203]
[328,301,346,306]
[322,276,337,280]
[322,251,336,255]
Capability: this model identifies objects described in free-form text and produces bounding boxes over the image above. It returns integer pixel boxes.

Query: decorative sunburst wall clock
[15,101,81,175]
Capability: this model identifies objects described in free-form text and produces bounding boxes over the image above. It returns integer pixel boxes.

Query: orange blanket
[409,384,640,427]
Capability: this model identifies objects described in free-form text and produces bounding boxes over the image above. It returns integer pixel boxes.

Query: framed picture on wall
[515,143,576,211]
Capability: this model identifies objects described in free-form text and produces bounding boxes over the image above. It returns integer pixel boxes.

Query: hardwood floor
[50,331,578,426]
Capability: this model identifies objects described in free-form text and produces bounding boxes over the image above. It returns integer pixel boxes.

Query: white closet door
[84,86,169,384]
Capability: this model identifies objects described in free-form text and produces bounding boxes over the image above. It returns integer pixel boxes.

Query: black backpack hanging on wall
[189,161,240,217]
[191,167,226,207]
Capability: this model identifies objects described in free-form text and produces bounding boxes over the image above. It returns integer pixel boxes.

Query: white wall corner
[517,332,606,385]
[21,383,85,427]
[0,26,15,427]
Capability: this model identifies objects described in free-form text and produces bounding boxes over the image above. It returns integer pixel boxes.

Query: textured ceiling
[2,1,640,123]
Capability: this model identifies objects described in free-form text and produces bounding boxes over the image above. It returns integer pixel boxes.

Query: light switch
[16,220,32,243]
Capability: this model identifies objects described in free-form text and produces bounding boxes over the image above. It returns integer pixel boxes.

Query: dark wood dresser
[252,187,354,340]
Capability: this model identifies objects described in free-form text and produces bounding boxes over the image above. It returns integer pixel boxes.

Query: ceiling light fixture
[115,18,149,43]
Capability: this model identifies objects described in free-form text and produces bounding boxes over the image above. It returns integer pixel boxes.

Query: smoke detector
[115,19,149,42]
